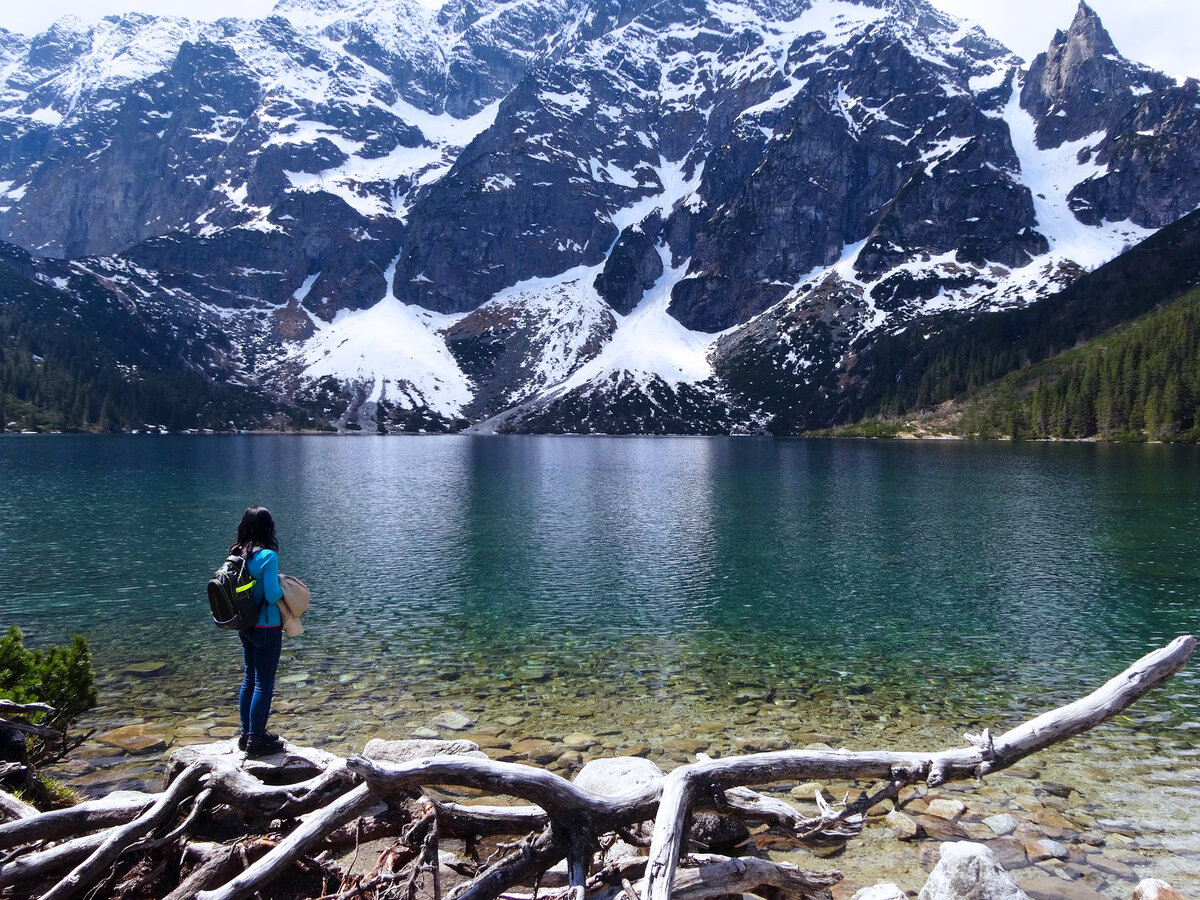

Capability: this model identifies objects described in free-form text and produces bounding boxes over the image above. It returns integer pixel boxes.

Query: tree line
[836,209,1200,441]
[956,287,1200,441]
[0,262,270,433]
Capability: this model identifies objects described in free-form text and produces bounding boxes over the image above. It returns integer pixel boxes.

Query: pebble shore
[48,653,1200,899]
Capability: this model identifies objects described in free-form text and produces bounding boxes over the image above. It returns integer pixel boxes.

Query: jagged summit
[1021,0,1171,148]
[1061,2,1118,56]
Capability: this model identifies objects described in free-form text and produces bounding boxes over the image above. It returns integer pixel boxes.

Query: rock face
[1018,2,1200,231]
[916,842,1030,900]
[3,0,1200,434]
[1020,3,1172,149]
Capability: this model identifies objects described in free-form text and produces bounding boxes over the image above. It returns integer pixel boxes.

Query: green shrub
[0,626,98,768]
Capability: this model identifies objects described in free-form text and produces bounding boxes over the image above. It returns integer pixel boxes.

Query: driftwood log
[0,635,1191,900]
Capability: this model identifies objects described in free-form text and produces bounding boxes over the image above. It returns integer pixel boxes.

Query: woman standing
[232,506,286,758]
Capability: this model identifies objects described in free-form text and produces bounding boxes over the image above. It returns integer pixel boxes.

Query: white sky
[0,1,1197,80]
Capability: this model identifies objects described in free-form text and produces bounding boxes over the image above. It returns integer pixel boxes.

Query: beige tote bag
[278,574,311,637]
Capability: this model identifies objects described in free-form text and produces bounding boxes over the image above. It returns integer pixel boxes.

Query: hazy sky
[1,0,1197,80]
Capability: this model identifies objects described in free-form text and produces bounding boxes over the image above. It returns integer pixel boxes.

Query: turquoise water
[2,436,1196,700]
[1,435,1198,890]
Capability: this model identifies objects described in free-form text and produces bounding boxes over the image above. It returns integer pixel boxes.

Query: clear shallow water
[1,435,1198,890]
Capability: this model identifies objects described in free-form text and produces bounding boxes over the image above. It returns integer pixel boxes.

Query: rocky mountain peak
[1021,0,1170,149]
[1056,2,1117,61]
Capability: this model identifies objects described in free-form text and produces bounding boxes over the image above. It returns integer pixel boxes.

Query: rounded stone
[983,837,1029,870]
[1024,839,1070,863]
[917,842,1027,900]
[122,661,173,677]
[562,732,597,750]
[884,810,922,841]
[790,781,832,802]
[851,886,906,900]
[1134,879,1188,900]
[574,756,663,795]
[430,711,474,731]
[511,738,557,763]
[95,724,173,755]
[984,813,1021,836]
[663,736,709,756]
[925,797,967,821]
[1085,853,1135,879]
[1019,875,1108,900]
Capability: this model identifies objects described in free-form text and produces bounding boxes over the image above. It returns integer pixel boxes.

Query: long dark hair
[233,505,279,553]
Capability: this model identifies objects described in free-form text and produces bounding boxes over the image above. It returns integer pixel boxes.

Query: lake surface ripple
[1,435,1197,893]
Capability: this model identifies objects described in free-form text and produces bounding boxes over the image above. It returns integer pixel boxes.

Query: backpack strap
[241,545,269,625]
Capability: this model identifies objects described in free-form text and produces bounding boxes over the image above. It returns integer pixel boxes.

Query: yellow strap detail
[236,580,257,593]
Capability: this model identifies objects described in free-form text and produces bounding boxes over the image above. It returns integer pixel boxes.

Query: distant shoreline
[2,428,1192,444]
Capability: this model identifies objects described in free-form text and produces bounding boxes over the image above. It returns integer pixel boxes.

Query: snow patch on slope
[47,15,203,113]
[479,266,615,397]
[296,259,472,415]
[612,155,704,232]
[390,96,501,145]
[1004,84,1153,269]
[551,249,717,397]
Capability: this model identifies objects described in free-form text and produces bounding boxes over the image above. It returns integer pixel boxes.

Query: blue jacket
[246,548,283,628]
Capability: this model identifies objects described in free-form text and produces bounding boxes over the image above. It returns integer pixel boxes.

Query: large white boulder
[573,756,664,796]
[852,885,907,900]
[1134,879,1187,900]
[362,738,486,763]
[917,841,1030,900]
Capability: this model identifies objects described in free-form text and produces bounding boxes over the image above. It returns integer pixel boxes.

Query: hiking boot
[245,732,285,758]
[237,731,247,751]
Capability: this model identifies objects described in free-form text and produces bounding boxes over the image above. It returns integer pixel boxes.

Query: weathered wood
[0,718,61,739]
[38,762,207,900]
[0,830,108,890]
[642,769,693,900]
[0,790,155,848]
[448,826,569,900]
[566,828,592,900]
[0,701,54,717]
[162,843,244,900]
[0,786,39,822]
[434,800,550,836]
[348,756,662,827]
[167,741,342,788]
[639,635,1196,900]
[13,636,1195,900]
[197,782,376,900]
[669,855,839,900]
[200,756,360,821]
[428,782,805,840]
[978,634,1197,774]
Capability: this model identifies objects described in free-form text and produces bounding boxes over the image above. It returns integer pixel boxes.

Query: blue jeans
[239,626,282,738]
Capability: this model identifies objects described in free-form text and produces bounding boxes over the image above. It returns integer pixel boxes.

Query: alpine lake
[1,434,1198,897]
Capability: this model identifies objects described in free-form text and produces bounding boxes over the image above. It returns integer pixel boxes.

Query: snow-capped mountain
[1,0,1198,433]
